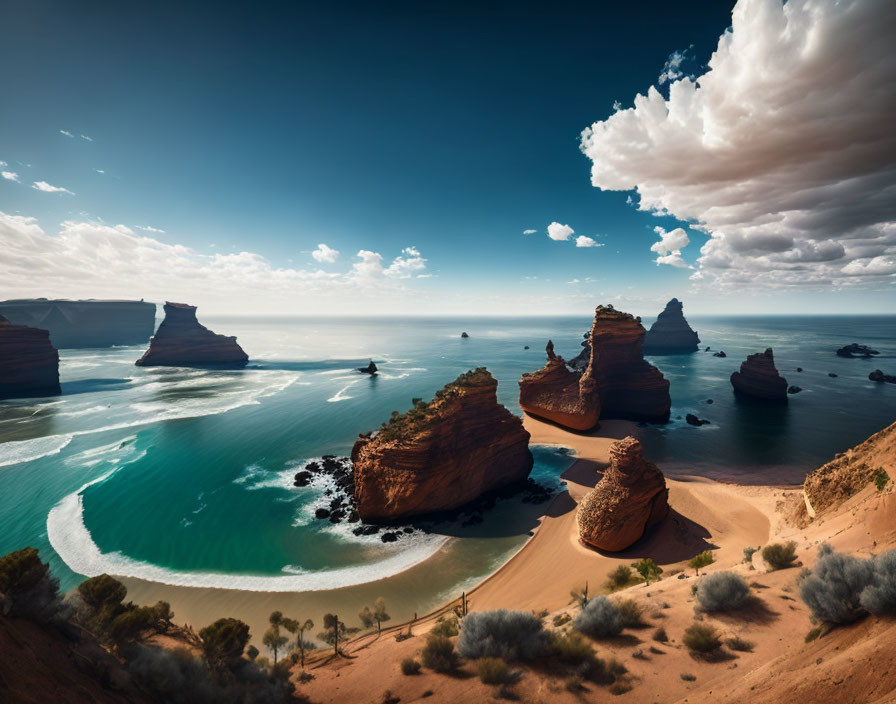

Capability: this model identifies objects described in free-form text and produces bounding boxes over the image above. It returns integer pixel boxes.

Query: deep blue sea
[0,314,893,602]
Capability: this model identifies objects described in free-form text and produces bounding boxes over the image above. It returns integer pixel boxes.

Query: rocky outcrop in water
[518,340,600,431]
[730,348,788,401]
[643,298,700,354]
[135,302,248,367]
[576,437,669,551]
[352,368,533,521]
[0,299,155,349]
[358,360,378,375]
[0,315,61,400]
[870,369,896,384]
[520,306,671,427]
[837,343,879,358]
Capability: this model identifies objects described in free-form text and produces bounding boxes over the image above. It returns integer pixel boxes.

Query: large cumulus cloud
[580,0,896,289]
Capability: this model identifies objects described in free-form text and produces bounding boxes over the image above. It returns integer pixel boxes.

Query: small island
[135,302,248,367]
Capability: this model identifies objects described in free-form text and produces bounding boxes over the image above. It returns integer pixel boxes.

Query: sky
[1,0,894,316]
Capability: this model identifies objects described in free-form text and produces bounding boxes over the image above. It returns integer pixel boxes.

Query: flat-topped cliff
[643,298,700,354]
[730,348,788,401]
[0,299,155,349]
[576,436,669,551]
[0,315,61,400]
[135,302,248,367]
[352,368,533,521]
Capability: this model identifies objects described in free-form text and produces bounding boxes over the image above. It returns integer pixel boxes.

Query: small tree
[319,613,345,657]
[152,600,174,631]
[283,617,315,668]
[632,558,663,585]
[688,550,714,576]
[0,547,68,624]
[263,626,289,664]
[359,597,391,634]
[199,617,250,672]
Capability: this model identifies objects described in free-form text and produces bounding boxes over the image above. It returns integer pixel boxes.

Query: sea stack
[351,368,532,521]
[135,302,248,367]
[520,305,671,427]
[0,315,61,400]
[576,437,669,551]
[643,298,700,354]
[518,340,600,431]
[730,348,788,401]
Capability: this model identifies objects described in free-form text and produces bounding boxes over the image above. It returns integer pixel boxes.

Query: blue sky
[1,0,894,315]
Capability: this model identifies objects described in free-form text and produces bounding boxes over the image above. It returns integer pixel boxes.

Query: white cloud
[2,171,20,183]
[547,222,574,241]
[59,130,74,138]
[580,0,896,289]
[32,181,74,195]
[80,134,93,142]
[0,210,432,314]
[657,46,693,85]
[650,227,692,268]
[95,169,105,174]
[137,225,165,233]
[568,278,581,284]
[841,256,896,277]
[312,242,340,263]
[523,229,536,235]
[575,235,603,248]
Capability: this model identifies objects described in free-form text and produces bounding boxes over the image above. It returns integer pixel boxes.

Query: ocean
[0,314,893,611]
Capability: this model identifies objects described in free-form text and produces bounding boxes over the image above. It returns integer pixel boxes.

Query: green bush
[682,623,722,653]
[0,547,69,625]
[401,657,421,675]
[421,634,459,673]
[688,551,714,575]
[680,672,696,682]
[873,468,890,492]
[199,618,250,671]
[550,630,594,665]
[696,572,750,612]
[476,657,513,685]
[573,596,623,638]
[762,542,798,570]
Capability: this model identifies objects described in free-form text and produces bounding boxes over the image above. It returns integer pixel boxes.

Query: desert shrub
[401,657,421,675]
[199,618,251,672]
[476,657,513,685]
[652,627,668,642]
[550,630,594,665]
[682,623,722,653]
[696,572,750,612]
[615,598,644,627]
[0,547,70,625]
[421,634,459,672]
[799,546,874,624]
[726,636,754,652]
[564,675,585,692]
[873,468,890,491]
[859,550,896,616]
[762,542,798,570]
[574,596,623,638]
[431,616,459,637]
[804,625,825,642]
[680,672,696,682]
[605,565,634,591]
[579,656,627,686]
[456,610,547,661]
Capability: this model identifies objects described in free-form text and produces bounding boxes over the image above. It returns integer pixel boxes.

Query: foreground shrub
[0,547,70,625]
[696,572,750,612]
[199,618,251,672]
[615,598,644,627]
[456,610,547,661]
[799,546,874,624]
[762,542,798,570]
[682,623,722,653]
[726,636,754,652]
[550,630,594,665]
[421,634,458,672]
[573,597,623,638]
[605,565,634,591]
[431,616,459,637]
[860,550,896,616]
[476,657,513,685]
[401,657,421,675]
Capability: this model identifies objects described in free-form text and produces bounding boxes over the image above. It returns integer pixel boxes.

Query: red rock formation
[0,315,61,400]
[520,306,671,426]
[643,298,700,354]
[590,306,671,421]
[576,436,669,551]
[352,368,533,521]
[518,340,600,431]
[135,302,248,367]
[730,348,788,401]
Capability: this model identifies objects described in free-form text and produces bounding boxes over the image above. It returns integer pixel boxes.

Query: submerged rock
[576,437,669,551]
[685,413,710,426]
[869,369,896,384]
[643,298,700,354]
[788,385,803,394]
[730,348,788,401]
[837,343,879,358]
[0,315,61,400]
[352,368,533,521]
[713,350,727,358]
[135,302,248,367]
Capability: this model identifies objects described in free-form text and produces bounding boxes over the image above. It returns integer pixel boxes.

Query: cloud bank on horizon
[581,0,896,288]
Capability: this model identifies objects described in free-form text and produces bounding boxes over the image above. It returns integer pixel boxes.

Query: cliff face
[352,368,533,521]
[576,436,669,551]
[730,348,788,401]
[0,315,61,400]
[0,299,155,349]
[135,302,248,367]
[643,298,700,354]
[518,341,600,431]
[519,306,671,427]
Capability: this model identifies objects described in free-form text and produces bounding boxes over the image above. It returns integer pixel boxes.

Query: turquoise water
[0,315,893,597]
